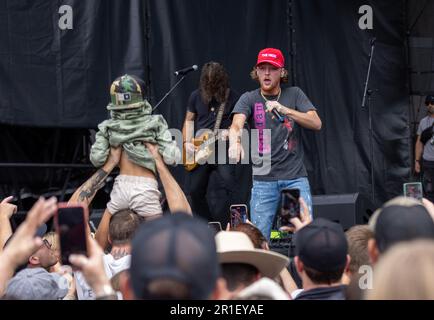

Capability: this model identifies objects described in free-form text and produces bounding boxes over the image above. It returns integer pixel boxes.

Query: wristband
[95,284,116,300]
[96,293,118,300]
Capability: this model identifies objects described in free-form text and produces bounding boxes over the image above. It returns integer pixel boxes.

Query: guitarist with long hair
[182,62,241,226]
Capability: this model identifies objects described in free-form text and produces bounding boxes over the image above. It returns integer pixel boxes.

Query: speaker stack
[312,193,375,231]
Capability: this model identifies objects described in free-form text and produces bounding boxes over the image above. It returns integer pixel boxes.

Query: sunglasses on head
[42,239,52,249]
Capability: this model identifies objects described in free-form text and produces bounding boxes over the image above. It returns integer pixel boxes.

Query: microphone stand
[152,75,186,112]
[362,38,376,203]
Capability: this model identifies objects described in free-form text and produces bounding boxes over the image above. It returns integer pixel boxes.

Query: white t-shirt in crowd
[75,253,131,300]
[291,288,304,299]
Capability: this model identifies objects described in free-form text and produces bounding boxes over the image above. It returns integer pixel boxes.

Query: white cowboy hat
[215,231,289,279]
[235,278,290,300]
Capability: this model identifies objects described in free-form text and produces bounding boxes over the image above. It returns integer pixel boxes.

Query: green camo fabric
[90,101,180,174]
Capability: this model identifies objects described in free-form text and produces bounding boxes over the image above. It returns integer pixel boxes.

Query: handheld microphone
[264,99,285,123]
[272,109,285,123]
[174,65,198,76]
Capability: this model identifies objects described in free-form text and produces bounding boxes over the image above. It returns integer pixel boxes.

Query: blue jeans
[249,177,313,241]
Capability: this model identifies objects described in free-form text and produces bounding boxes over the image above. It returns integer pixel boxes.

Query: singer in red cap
[229,48,322,240]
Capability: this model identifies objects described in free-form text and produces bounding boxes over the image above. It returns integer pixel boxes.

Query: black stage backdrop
[0,0,148,127]
[0,0,409,208]
[294,0,410,204]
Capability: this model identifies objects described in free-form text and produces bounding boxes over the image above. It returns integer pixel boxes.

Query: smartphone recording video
[230,204,248,228]
[55,203,88,265]
[403,182,423,201]
[279,189,300,228]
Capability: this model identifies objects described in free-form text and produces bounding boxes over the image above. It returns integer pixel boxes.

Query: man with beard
[4,213,73,299]
[182,62,241,226]
[415,95,434,202]
[228,48,322,240]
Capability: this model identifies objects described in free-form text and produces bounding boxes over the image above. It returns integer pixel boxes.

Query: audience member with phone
[54,203,89,266]
[278,189,301,231]
[280,189,301,226]
[403,182,423,201]
[279,190,312,233]
[230,204,248,228]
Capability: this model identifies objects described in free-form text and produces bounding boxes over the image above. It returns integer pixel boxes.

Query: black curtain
[294,0,409,205]
[147,0,290,127]
[0,0,148,128]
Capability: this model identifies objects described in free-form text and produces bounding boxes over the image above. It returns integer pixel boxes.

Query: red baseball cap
[256,48,285,68]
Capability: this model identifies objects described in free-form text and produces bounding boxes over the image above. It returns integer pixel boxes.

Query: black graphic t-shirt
[187,89,239,133]
[232,87,316,181]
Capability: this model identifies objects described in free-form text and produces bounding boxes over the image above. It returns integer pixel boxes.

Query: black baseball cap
[294,218,348,272]
[425,95,434,106]
[374,205,434,253]
[130,213,221,300]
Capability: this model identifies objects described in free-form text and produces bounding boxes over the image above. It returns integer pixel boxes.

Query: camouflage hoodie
[90,100,180,174]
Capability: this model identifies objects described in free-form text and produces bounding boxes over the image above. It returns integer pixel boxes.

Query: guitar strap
[212,89,230,135]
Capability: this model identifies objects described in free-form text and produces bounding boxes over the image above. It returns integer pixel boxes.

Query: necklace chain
[261,89,281,102]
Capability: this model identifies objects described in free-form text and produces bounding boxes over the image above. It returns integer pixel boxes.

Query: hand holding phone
[403,182,423,201]
[54,203,89,265]
[279,189,301,229]
[230,204,248,228]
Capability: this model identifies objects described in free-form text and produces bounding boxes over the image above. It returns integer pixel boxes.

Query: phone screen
[280,189,300,227]
[230,205,248,228]
[56,206,87,265]
[403,182,423,201]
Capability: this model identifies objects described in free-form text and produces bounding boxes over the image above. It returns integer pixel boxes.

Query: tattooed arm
[69,147,121,250]
[110,246,130,260]
[95,209,111,251]
[144,142,192,215]
[68,147,122,207]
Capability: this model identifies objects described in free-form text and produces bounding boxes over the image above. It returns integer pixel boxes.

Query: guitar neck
[202,132,222,148]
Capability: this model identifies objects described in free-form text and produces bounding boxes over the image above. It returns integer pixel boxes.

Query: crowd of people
[2,174,434,300]
[1,47,433,300]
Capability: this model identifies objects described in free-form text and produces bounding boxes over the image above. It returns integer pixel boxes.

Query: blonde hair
[345,225,374,274]
[43,231,60,252]
[366,240,434,300]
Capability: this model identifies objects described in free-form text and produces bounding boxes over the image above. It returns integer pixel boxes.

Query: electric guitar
[184,89,230,172]
[183,130,227,172]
